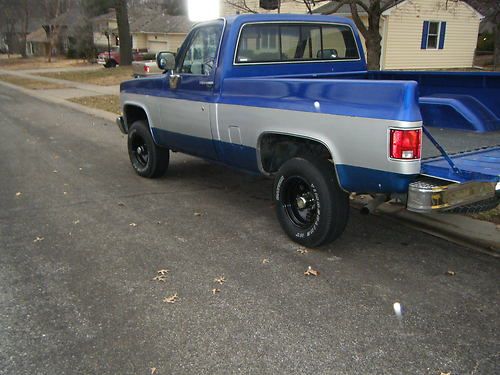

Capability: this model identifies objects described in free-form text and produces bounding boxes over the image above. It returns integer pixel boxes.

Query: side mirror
[156,51,175,71]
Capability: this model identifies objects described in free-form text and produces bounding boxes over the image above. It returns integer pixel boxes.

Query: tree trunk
[21,1,30,58]
[115,0,132,66]
[365,5,382,71]
[365,32,382,70]
[495,16,500,71]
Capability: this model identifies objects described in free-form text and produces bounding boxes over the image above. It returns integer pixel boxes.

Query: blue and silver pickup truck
[116,14,499,247]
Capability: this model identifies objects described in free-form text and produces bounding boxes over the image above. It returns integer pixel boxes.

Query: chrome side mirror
[156,51,175,71]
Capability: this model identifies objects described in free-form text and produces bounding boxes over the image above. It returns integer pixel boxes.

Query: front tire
[127,120,169,178]
[273,157,349,247]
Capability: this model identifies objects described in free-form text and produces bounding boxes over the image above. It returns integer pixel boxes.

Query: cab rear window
[235,23,359,64]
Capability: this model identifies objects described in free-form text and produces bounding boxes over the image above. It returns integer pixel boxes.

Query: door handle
[169,74,181,90]
[199,80,214,88]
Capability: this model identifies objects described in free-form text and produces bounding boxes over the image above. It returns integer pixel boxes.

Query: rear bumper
[407,179,499,213]
[116,116,128,134]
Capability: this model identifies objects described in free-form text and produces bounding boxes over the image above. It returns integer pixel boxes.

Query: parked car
[116,14,500,247]
[132,59,165,78]
[97,47,146,68]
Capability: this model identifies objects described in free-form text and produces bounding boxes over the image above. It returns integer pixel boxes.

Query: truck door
[158,21,223,160]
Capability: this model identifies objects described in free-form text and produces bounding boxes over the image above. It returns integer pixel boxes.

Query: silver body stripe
[217,103,421,175]
[121,93,421,175]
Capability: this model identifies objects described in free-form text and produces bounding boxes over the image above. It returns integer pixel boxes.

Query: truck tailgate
[421,128,500,183]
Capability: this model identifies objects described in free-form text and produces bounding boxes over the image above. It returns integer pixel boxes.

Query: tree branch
[349,3,368,38]
[224,0,259,14]
[318,0,370,15]
[380,0,397,13]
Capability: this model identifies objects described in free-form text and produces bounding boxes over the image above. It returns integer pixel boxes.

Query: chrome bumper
[116,116,128,134]
[407,179,498,213]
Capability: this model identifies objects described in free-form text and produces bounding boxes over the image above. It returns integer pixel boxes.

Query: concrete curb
[352,196,499,256]
[0,80,116,123]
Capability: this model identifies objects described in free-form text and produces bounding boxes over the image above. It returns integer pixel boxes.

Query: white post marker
[188,0,220,22]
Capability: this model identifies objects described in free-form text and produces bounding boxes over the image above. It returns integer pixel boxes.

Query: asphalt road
[0,85,498,375]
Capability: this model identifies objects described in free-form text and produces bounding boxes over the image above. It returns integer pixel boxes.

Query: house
[130,13,192,53]
[26,7,81,57]
[313,0,484,70]
[91,10,119,50]
[92,9,191,54]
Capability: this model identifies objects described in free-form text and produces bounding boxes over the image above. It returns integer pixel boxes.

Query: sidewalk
[0,66,118,121]
[1,67,498,255]
[0,67,119,96]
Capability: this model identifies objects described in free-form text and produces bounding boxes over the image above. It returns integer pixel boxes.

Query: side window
[236,23,359,64]
[179,22,223,75]
[421,21,446,50]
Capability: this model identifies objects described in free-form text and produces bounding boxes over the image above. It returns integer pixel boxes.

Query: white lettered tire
[273,157,349,247]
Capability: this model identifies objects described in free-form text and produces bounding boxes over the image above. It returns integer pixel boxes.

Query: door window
[179,22,223,75]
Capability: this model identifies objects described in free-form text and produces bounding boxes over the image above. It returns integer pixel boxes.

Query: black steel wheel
[273,156,349,247]
[127,120,169,178]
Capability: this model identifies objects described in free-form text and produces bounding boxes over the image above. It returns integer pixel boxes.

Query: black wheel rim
[282,176,318,229]
[131,134,149,168]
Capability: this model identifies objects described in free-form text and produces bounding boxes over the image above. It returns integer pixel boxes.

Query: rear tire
[127,120,169,178]
[273,156,349,247]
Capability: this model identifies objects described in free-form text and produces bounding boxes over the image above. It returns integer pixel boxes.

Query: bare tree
[42,0,63,62]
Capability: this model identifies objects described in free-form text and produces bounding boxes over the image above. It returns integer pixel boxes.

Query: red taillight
[144,65,150,73]
[389,129,421,160]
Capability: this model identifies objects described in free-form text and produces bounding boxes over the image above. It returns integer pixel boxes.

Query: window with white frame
[421,20,447,50]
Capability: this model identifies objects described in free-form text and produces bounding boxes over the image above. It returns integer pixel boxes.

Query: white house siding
[132,33,148,50]
[381,0,481,69]
[132,33,187,53]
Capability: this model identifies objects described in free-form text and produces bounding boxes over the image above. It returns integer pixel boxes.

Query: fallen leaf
[439,372,451,375]
[15,192,22,197]
[262,258,270,264]
[53,170,58,173]
[73,220,80,225]
[118,202,125,207]
[33,236,44,243]
[129,223,137,227]
[296,248,308,255]
[214,276,226,285]
[212,288,220,295]
[63,191,68,195]
[153,275,167,282]
[445,270,456,276]
[163,293,178,304]
[157,269,168,276]
[156,221,162,225]
[150,368,157,374]
[194,212,202,217]
[79,167,83,171]
[304,266,319,276]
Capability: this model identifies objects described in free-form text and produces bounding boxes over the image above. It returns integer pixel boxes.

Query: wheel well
[124,105,148,128]
[259,134,333,174]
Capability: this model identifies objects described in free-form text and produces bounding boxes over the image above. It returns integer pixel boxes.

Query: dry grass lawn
[39,66,133,86]
[68,95,120,115]
[0,74,69,89]
[0,56,90,70]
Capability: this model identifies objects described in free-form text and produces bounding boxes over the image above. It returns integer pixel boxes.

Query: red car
[97,48,145,68]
